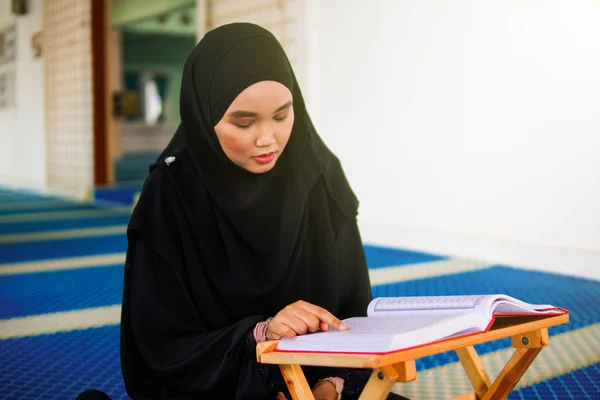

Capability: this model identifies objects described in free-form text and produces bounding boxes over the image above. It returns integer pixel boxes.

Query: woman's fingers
[270,314,307,337]
[297,301,347,331]
[272,305,322,336]
[293,308,322,333]
[275,391,287,400]
[319,321,329,332]
[267,300,347,340]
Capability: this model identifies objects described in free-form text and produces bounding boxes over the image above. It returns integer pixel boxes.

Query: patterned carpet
[0,187,598,399]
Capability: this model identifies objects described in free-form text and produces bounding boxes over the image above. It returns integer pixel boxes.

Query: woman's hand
[274,380,338,400]
[312,380,338,400]
[266,300,347,340]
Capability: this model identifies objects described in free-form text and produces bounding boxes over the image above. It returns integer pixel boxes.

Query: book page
[368,295,489,317]
[490,297,563,315]
[277,313,487,353]
[344,315,458,333]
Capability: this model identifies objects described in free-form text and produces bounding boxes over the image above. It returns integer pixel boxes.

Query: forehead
[228,81,292,109]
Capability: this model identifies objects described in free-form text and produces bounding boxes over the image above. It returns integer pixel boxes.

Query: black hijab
[122,22,371,399]
[157,22,358,315]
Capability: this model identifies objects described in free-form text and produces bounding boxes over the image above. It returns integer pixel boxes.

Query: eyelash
[234,114,288,130]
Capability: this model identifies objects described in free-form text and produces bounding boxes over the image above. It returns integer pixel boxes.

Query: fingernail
[339,322,348,330]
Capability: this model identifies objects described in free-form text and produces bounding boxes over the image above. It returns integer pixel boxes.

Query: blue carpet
[364,244,447,268]
[510,364,600,399]
[0,265,124,319]
[0,235,127,263]
[0,326,127,400]
[0,215,131,235]
[0,188,598,399]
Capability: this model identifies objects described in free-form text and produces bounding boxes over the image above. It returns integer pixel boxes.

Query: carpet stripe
[0,305,122,339]
[0,215,132,235]
[0,208,131,223]
[369,258,493,285]
[0,253,126,275]
[0,200,77,211]
[0,225,127,243]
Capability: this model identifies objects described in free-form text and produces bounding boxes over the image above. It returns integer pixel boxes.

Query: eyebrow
[227,100,292,119]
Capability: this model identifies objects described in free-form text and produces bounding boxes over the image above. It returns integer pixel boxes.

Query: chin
[249,163,276,174]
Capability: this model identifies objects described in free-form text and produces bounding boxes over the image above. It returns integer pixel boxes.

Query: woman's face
[214,81,294,174]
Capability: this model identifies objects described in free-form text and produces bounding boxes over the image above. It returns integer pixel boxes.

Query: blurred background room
[0,0,598,398]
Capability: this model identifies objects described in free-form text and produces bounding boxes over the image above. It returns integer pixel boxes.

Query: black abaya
[119,22,407,400]
[121,148,375,399]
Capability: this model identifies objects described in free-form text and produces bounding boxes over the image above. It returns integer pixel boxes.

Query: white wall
[0,0,45,191]
[307,0,600,280]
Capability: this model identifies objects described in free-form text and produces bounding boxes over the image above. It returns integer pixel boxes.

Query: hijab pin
[165,156,176,166]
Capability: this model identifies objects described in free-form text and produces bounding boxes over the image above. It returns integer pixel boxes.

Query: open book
[276,294,566,354]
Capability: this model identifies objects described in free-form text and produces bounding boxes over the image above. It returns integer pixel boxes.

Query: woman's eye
[233,120,253,129]
[274,113,288,122]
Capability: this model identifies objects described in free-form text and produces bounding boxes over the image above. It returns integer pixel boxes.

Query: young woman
[119,22,408,400]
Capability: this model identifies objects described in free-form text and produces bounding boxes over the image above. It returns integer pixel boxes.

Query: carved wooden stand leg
[279,360,416,400]
[279,364,315,400]
[452,328,548,400]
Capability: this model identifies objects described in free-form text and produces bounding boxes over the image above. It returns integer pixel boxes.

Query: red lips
[253,152,275,164]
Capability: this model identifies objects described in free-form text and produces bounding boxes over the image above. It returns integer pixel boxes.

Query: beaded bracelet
[253,317,274,343]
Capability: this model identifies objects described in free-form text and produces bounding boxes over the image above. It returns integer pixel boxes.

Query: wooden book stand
[257,314,569,400]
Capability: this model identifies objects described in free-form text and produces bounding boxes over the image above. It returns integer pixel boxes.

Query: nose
[255,125,276,148]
